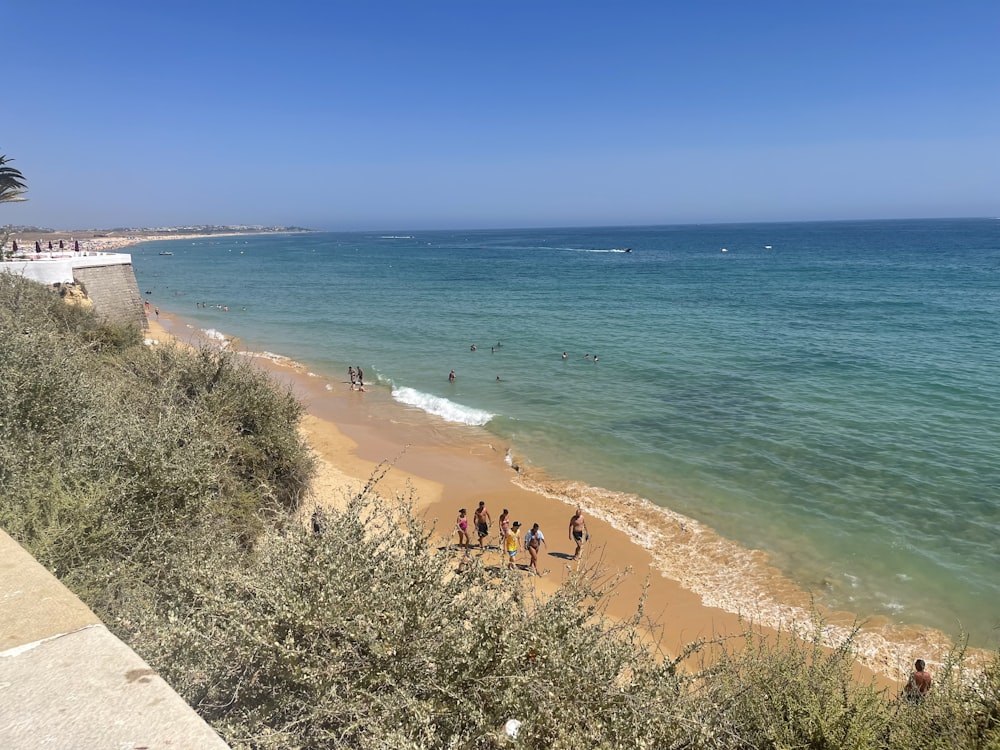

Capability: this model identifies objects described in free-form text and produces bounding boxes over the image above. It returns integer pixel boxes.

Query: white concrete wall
[2,254,134,285]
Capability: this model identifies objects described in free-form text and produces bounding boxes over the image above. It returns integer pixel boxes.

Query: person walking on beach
[349,366,356,385]
[356,366,364,386]
[473,500,491,551]
[524,523,546,575]
[568,508,588,560]
[505,521,522,570]
[904,659,932,703]
[455,508,470,552]
[498,508,511,550]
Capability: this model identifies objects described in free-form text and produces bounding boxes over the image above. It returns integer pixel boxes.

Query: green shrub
[117,491,692,750]
[0,272,314,584]
[3,270,1000,750]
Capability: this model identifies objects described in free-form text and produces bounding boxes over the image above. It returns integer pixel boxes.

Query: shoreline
[147,311,984,687]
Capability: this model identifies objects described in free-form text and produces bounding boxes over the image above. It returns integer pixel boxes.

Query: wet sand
[146,314,972,690]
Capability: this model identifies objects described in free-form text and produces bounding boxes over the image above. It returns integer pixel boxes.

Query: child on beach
[505,521,521,570]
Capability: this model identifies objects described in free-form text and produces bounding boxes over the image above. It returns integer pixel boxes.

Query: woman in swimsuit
[524,523,546,575]
[497,508,510,551]
[455,508,470,551]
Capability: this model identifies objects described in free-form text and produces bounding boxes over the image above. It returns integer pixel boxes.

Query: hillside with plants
[1,271,997,749]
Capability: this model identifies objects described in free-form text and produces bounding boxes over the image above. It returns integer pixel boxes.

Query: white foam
[391,386,494,426]
[565,247,629,254]
[201,328,227,341]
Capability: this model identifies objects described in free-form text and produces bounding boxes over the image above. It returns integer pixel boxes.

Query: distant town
[10,224,316,237]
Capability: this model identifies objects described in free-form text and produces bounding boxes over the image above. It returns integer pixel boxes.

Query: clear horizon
[5,1,999,230]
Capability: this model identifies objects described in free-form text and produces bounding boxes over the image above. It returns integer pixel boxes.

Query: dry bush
[3,271,999,749]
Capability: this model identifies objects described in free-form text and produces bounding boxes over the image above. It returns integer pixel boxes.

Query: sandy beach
[9,229,300,255]
[138,310,982,693]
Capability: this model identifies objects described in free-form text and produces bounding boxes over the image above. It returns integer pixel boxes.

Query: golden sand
[145,314,980,691]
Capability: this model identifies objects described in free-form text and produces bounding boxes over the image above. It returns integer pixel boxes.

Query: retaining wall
[2,255,147,329]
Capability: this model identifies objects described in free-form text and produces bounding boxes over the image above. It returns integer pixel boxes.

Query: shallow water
[134,218,1000,646]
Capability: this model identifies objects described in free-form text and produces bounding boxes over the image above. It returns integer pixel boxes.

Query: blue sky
[5,1,998,230]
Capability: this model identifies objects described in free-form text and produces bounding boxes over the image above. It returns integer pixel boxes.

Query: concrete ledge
[0,530,229,749]
[2,254,134,286]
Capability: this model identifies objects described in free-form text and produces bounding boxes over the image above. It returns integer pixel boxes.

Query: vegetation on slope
[1,272,998,749]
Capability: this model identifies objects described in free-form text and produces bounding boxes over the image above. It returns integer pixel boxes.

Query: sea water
[133,219,1000,646]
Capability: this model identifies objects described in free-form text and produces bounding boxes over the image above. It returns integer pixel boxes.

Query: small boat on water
[158,251,173,256]
[612,247,632,253]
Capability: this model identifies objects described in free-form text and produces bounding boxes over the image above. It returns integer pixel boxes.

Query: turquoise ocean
[133,219,1000,647]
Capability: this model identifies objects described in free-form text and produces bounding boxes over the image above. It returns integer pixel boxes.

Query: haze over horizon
[6,1,999,231]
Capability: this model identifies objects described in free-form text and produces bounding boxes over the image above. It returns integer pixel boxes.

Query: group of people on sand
[348,366,365,391]
[453,501,590,576]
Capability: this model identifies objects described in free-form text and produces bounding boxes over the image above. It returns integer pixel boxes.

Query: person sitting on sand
[524,523,546,575]
[904,659,932,703]
[474,500,491,550]
[505,521,522,570]
[568,508,588,560]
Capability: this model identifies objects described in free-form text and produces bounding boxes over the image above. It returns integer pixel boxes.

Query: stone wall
[73,263,148,330]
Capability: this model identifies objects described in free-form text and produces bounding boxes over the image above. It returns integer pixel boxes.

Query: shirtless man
[568,508,588,560]
[473,501,492,550]
[904,659,932,702]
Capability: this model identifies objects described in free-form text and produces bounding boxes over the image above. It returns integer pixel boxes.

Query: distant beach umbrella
[59,240,64,249]
[11,239,18,252]
[35,240,41,252]
[48,240,53,250]
[74,240,80,252]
